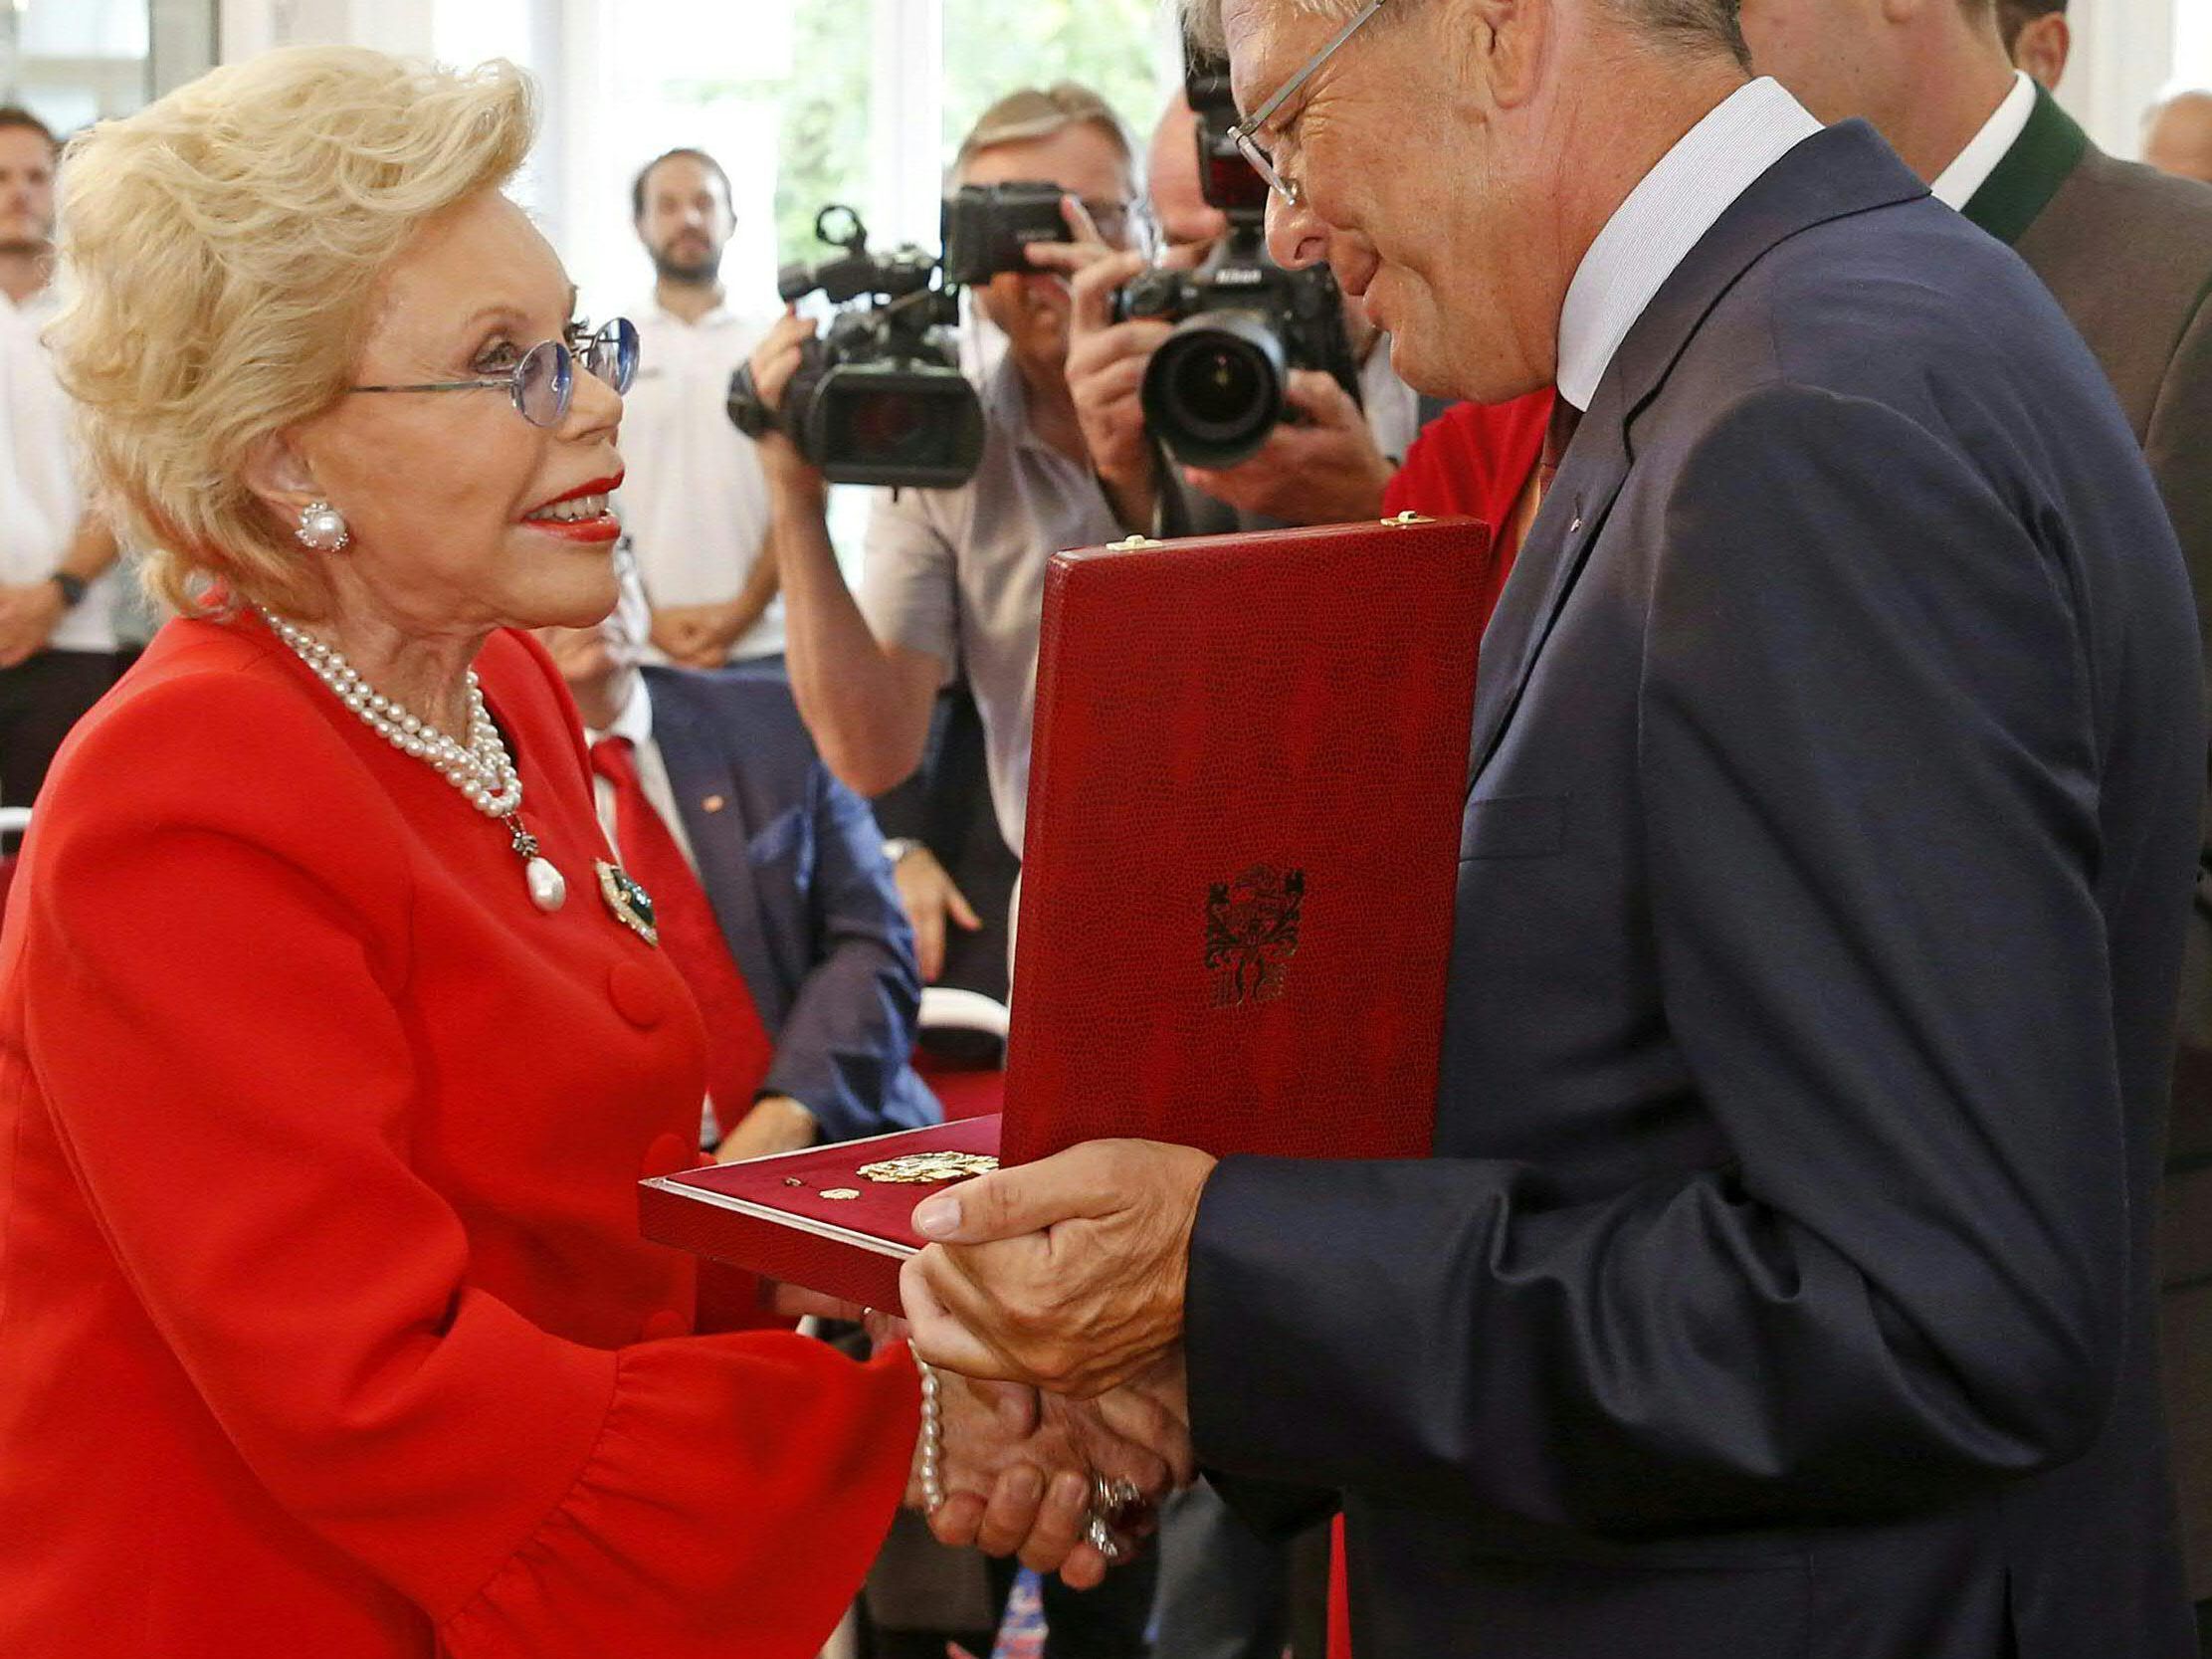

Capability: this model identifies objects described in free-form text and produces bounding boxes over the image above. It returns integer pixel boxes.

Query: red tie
[589,735,775,1132]
[1536,395,1583,498]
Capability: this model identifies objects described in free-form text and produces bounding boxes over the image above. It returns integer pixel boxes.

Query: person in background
[537,545,939,1173]
[1737,2,2212,1637]
[756,83,1166,1659]
[2146,92,2212,186]
[755,86,1137,933]
[0,105,120,845]
[1054,87,1417,536]
[1994,0,2068,90]
[617,146,784,670]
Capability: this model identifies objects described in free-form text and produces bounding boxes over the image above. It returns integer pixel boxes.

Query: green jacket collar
[1960,83,2092,246]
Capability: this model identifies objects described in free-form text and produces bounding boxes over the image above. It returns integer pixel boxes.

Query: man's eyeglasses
[350,317,641,428]
[1229,0,1389,207]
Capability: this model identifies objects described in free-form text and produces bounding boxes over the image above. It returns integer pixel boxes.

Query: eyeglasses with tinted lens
[349,316,640,429]
[1229,0,1390,207]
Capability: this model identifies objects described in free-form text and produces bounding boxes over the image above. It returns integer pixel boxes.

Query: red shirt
[1382,388,1556,631]
[0,616,914,1657]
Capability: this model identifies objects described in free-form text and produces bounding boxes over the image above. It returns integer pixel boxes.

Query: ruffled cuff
[440,1334,919,1658]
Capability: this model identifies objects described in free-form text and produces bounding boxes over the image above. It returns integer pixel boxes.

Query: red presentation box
[642,516,1490,1311]
[640,1116,1002,1312]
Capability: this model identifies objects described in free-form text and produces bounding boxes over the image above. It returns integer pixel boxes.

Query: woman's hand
[915,1366,1176,1587]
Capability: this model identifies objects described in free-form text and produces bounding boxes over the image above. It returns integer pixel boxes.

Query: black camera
[727,205,985,490]
[1110,59,1358,470]
[941,180,1071,286]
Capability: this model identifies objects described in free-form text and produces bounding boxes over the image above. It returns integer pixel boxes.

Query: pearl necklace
[261,610,568,913]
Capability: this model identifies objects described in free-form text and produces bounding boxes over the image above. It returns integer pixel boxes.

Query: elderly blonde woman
[0,48,1165,1658]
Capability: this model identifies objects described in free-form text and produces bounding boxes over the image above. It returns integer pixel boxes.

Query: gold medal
[857,1150,1001,1185]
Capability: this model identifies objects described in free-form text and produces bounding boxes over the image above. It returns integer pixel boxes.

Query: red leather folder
[642,515,1490,1308]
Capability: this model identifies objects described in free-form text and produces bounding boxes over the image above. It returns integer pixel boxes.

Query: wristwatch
[48,571,87,608]
[882,837,924,866]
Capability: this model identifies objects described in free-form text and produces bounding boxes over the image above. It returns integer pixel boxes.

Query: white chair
[916,985,1010,1042]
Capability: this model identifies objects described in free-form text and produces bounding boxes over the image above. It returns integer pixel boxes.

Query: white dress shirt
[615,297,783,662]
[0,286,115,655]
[1929,71,2038,211]
[1359,337,1422,463]
[1556,78,1824,412]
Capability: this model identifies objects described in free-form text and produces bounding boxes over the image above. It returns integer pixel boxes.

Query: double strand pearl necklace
[261,610,568,913]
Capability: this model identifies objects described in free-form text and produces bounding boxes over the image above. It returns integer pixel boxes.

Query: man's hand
[901,1140,1218,1395]
[919,1365,1174,1586]
[1184,369,1393,524]
[744,311,829,504]
[713,1095,819,1162]
[892,843,982,982]
[651,601,741,669]
[0,579,65,670]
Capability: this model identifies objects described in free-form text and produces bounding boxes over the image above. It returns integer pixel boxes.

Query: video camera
[727,205,985,490]
[941,180,1072,286]
[1110,56,1359,470]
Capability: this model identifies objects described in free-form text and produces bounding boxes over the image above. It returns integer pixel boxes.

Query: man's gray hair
[1180,0,1745,70]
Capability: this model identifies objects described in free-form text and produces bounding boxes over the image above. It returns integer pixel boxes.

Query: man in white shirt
[616,148,783,671]
[0,106,120,839]
[896,1,2204,1655]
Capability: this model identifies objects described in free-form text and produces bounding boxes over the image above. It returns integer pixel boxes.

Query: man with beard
[0,105,119,847]
[616,148,784,671]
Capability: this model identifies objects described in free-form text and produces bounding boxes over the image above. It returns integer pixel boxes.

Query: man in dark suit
[539,552,937,1165]
[893,1,2207,1656]
[1729,4,2212,1629]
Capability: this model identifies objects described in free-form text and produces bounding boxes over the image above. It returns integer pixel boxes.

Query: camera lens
[842,389,931,461]
[1169,345,1265,433]
[1141,310,1287,469]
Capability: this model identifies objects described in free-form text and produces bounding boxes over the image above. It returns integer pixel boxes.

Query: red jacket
[0,615,917,1657]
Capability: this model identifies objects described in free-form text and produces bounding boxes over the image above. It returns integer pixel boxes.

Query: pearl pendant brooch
[526,858,567,913]
[506,816,567,913]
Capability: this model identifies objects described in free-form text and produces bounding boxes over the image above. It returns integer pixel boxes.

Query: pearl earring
[296,500,350,552]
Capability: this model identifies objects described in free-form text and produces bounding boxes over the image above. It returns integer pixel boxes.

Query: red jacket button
[608,960,669,1028]
[638,1309,689,1343]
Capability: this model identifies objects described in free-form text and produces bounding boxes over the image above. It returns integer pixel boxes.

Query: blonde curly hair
[51,48,537,619]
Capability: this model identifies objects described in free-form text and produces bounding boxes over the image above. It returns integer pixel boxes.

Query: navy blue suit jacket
[1186,122,2204,1658]
[640,665,938,1143]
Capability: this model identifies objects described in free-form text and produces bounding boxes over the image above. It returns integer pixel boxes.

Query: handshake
[909,1343,1194,1588]
[794,1138,1225,1586]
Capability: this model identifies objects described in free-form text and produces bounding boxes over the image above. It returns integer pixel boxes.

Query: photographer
[1042,83,1419,535]
[744,102,1162,1653]
[749,86,1143,895]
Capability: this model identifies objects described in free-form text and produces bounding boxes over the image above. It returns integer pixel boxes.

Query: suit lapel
[1960,85,2090,247]
[1465,381,1632,785]
[644,675,788,1032]
[1467,121,1929,789]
